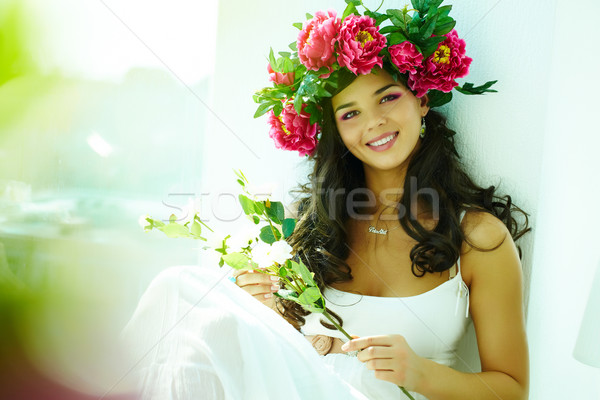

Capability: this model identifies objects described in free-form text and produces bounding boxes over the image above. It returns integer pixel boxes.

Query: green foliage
[282,218,296,238]
[427,90,453,108]
[265,201,284,224]
[223,252,254,270]
[259,225,282,244]
[455,80,498,95]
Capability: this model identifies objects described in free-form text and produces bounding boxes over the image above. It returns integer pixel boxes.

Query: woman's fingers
[232,269,280,306]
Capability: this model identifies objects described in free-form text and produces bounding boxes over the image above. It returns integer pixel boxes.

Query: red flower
[297,10,341,73]
[267,63,294,86]
[267,103,319,157]
[408,30,472,97]
[336,15,386,75]
[389,41,423,74]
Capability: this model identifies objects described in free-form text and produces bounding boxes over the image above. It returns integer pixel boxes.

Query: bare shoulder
[459,210,520,286]
[461,209,510,250]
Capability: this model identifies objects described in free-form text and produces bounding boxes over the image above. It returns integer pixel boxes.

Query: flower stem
[323,311,417,400]
[322,310,353,341]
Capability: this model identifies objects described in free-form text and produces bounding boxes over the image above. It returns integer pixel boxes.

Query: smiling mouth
[366,132,398,147]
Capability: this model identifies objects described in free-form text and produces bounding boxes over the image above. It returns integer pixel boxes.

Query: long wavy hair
[279,66,531,330]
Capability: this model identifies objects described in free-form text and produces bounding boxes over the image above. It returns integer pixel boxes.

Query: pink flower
[267,103,319,157]
[336,15,386,75]
[267,63,294,86]
[408,30,472,97]
[389,41,423,74]
[297,10,341,73]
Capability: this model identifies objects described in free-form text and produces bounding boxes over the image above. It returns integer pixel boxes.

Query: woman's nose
[367,110,387,131]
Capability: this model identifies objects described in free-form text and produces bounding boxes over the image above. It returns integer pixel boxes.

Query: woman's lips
[366,132,399,152]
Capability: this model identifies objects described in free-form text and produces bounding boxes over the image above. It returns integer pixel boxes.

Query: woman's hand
[341,334,427,391]
[232,269,280,309]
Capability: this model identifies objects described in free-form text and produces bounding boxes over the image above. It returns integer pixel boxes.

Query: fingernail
[270,276,280,282]
[271,285,280,291]
[264,293,273,298]
[341,343,349,351]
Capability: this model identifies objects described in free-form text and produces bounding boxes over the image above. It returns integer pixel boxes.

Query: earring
[419,118,426,138]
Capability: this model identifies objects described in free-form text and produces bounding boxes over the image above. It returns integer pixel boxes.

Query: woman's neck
[362,165,407,213]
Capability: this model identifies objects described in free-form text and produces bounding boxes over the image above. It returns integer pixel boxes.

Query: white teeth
[369,133,397,146]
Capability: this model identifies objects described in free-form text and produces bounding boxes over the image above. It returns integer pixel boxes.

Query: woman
[235,66,529,399]
[124,4,529,399]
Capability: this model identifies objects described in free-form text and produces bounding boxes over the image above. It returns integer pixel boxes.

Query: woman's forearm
[417,358,528,400]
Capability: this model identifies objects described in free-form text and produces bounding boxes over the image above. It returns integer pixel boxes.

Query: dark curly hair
[278,66,531,330]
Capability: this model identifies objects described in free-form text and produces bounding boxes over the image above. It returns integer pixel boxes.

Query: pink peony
[336,15,386,75]
[408,30,472,97]
[389,41,423,74]
[297,10,341,73]
[267,103,319,157]
[267,63,295,86]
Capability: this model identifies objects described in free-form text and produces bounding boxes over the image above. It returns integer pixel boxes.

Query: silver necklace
[367,221,402,235]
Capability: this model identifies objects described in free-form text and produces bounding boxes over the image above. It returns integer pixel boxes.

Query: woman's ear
[419,94,430,117]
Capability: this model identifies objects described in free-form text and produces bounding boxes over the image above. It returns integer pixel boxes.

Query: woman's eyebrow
[334,84,402,113]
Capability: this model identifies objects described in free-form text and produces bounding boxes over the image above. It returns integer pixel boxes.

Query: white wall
[208,1,600,398]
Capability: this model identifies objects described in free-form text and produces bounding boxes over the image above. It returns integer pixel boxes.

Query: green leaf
[387,9,405,27]
[289,41,298,51]
[298,286,323,308]
[254,201,266,215]
[265,201,284,224]
[288,259,317,287]
[365,10,389,26]
[252,215,260,224]
[169,214,177,223]
[388,32,409,45]
[238,194,255,215]
[223,252,252,270]
[419,35,446,58]
[455,80,498,95]
[282,218,296,238]
[272,101,283,117]
[268,47,277,71]
[419,13,438,39]
[278,51,291,58]
[305,13,313,20]
[236,179,244,186]
[190,221,203,237]
[161,223,192,238]
[427,90,453,108]
[379,25,398,35]
[254,102,273,118]
[342,2,359,20]
[293,93,304,114]
[293,22,303,30]
[259,225,282,244]
[278,265,288,278]
[433,18,455,36]
[437,5,452,18]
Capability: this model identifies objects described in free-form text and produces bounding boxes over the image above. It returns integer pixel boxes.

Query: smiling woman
[122,1,533,400]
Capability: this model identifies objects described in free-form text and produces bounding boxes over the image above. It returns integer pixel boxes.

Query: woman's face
[331,69,429,175]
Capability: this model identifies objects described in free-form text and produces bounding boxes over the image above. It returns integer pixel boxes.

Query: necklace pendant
[368,225,388,235]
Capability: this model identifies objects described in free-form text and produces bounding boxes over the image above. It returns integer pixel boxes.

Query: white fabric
[302,269,471,369]
[121,265,422,400]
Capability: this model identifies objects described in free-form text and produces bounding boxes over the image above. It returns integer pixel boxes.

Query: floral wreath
[253,0,497,157]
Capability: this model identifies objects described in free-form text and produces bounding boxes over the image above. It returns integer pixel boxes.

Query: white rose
[228,224,261,252]
[250,240,293,268]
[251,241,274,269]
[269,240,293,264]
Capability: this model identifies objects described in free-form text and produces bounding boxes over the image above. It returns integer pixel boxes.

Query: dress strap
[448,210,468,280]
[453,209,470,318]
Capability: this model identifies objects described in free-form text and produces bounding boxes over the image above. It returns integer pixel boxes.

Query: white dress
[121,259,477,400]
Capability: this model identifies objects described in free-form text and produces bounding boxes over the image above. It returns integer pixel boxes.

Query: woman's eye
[341,110,359,120]
[380,94,401,104]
